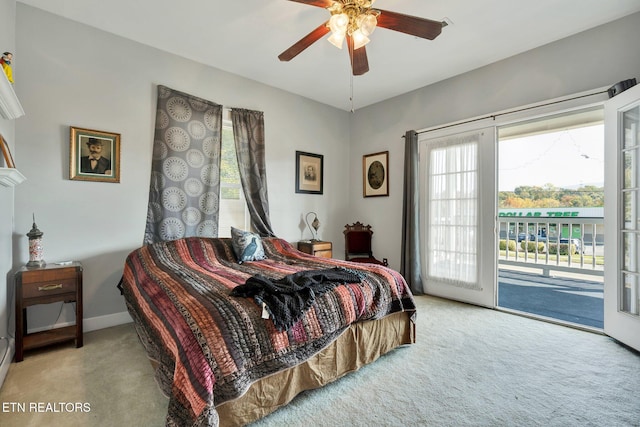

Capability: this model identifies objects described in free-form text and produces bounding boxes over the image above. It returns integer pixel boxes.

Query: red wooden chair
[343,222,388,266]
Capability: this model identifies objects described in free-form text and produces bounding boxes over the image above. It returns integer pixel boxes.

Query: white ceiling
[16,0,640,111]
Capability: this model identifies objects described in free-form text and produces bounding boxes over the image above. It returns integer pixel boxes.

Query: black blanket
[231,267,364,330]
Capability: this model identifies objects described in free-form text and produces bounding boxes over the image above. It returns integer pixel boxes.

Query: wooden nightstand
[297,240,332,258]
[14,262,83,362]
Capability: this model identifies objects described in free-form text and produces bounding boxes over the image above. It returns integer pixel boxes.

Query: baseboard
[83,311,133,333]
[0,337,15,390]
[26,311,133,335]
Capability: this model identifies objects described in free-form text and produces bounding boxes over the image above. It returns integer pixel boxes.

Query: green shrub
[547,243,577,255]
[520,241,546,253]
[499,239,516,251]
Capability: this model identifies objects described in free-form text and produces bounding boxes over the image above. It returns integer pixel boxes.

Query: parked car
[546,237,582,254]
[518,232,547,242]
[560,238,583,254]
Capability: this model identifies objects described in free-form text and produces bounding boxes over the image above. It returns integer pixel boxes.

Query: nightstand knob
[38,284,63,292]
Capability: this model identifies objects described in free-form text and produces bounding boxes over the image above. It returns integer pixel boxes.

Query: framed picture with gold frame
[0,133,16,168]
[69,126,120,183]
[363,151,389,197]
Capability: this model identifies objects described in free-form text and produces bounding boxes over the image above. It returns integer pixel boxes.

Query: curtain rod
[407,87,609,137]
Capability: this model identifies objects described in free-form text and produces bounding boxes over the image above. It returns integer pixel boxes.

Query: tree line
[499,184,604,208]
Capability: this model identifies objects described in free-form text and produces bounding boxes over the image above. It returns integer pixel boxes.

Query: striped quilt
[121,237,416,427]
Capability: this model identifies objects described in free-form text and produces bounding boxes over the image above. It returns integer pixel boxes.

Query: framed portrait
[69,126,120,183]
[363,151,389,197]
[295,151,323,194]
[0,133,16,168]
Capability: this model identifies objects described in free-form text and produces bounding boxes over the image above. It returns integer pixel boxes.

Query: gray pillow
[230,227,267,263]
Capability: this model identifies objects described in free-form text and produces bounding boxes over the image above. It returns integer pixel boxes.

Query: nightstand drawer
[311,242,332,252]
[314,249,332,258]
[22,277,77,299]
[20,267,78,284]
[298,241,332,258]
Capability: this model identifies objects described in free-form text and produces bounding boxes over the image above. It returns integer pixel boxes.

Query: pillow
[230,227,267,263]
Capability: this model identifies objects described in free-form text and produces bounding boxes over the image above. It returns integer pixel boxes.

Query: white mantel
[0,167,26,187]
[0,68,24,119]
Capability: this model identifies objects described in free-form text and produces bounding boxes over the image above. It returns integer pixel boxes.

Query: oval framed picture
[363,151,389,197]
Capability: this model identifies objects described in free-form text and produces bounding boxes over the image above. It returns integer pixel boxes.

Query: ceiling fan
[278,0,447,76]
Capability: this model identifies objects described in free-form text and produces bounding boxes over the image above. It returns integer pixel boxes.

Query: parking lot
[498,268,603,329]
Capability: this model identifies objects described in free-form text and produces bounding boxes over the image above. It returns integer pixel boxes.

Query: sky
[498,124,604,192]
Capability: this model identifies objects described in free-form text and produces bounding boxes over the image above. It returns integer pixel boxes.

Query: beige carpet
[1,295,639,426]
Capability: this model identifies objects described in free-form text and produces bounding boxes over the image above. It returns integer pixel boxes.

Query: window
[416,90,608,307]
[218,109,249,237]
[425,133,481,287]
[621,104,639,315]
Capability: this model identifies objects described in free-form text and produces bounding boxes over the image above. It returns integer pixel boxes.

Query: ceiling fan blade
[286,0,334,7]
[278,21,330,62]
[376,9,445,40]
[347,36,369,76]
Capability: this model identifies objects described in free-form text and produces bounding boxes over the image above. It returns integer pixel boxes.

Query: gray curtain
[231,108,275,237]
[144,85,223,244]
[400,130,423,294]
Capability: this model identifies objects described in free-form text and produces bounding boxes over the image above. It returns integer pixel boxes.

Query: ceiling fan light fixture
[326,1,380,51]
[356,13,377,36]
[329,13,349,34]
[328,31,346,49]
[352,29,370,50]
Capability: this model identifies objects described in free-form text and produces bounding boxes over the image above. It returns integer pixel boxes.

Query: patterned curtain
[231,109,275,237]
[144,85,223,244]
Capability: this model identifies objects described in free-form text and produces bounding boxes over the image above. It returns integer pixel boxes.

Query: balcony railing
[497,217,604,277]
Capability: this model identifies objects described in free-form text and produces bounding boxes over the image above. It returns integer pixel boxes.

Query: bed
[120,235,416,426]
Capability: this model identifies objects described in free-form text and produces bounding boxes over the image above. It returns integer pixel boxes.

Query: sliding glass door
[414,86,640,347]
[419,128,496,307]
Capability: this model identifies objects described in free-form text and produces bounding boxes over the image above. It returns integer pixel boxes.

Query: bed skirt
[146,310,415,425]
[214,310,416,426]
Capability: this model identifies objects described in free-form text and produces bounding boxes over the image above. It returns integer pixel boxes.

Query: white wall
[348,11,640,270]
[14,5,350,331]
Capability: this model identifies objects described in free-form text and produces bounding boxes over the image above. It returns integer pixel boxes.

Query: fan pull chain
[350,71,354,113]
[349,38,355,113]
